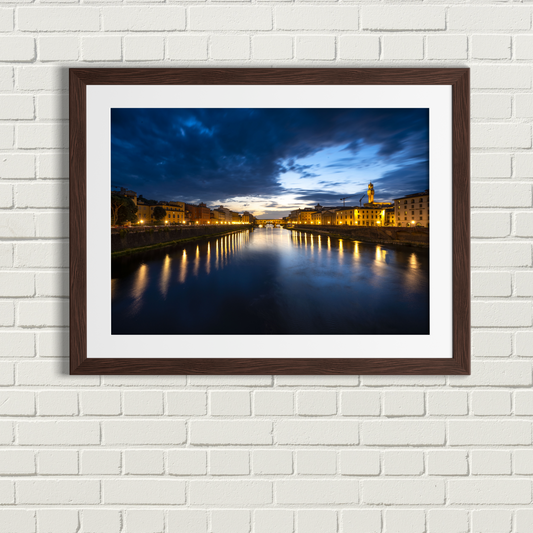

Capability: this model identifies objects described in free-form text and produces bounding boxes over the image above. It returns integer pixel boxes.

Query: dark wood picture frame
[70,68,470,375]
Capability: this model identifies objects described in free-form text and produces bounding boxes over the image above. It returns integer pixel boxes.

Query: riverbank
[288,224,429,247]
[111,225,250,257]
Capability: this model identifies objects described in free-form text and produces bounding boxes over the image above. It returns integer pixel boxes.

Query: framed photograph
[70,68,470,375]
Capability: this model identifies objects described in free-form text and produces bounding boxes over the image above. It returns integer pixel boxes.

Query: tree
[111,194,138,226]
[152,206,167,222]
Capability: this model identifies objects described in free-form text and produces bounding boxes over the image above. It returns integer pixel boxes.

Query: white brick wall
[0,1,532,531]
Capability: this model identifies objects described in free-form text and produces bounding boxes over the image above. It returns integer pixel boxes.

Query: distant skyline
[111,108,429,218]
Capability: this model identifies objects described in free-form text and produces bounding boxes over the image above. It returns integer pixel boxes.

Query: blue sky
[111,108,429,218]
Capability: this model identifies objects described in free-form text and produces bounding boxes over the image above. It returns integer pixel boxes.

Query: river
[111,227,429,335]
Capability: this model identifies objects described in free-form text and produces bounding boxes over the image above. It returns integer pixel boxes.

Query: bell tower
[367,182,374,204]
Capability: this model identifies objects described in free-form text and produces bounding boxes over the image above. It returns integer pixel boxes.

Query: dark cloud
[111,108,429,216]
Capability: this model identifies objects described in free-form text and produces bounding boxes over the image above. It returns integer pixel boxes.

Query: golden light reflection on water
[327,236,331,251]
[194,245,200,276]
[130,263,149,314]
[179,250,187,283]
[354,242,359,259]
[159,254,171,297]
[206,242,211,274]
[339,239,343,254]
[410,253,418,269]
[111,278,118,299]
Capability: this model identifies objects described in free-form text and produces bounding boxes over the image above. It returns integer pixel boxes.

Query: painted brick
[473,510,512,533]
[168,450,207,476]
[37,450,78,475]
[363,479,445,505]
[82,509,121,533]
[472,35,511,59]
[427,391,468,416]
[126,510,164,533]
[167,511,207,533]
[472,331,512,357]
[212,510,249,533]
[449,361,532,386]
[515,391,533,415]
[0,95,34,120]
[515,212,533,237]
[103,479,185,505]
[471,391,512,416]
[81,36,122,62]
[297,511,337,533]
[189,480,272,505]
[38,36,79,61]
[81,450,121,475]
[252,35,293,61]
[102,7,185,31]
[80,391,121,416]
[427,450,469,476]
[211,35,250,61]
[0,510,35,533]
[18,8,100,31]
[362,6,445,30]
[472,123,531,149]
[471,212,510,238]
[296,450,336,475]
[103,420,185,445]
[341,391,381,416]
[276,6,358,31]
[276,420,358,445]
[339,35,380,60]
[342,510,381,533]
[427,510,469,533]
[448,420,531,445]
[297,390,336,415]
[448,7,531,30]
[384,510,425,533]
[123,391,163,416]
[471,94,512,119]
[167,391,207,416]
[252,450,293,475]
[210,390,251,416]
[0,450,35,475]
[448,479,531,504]
[427,35,467,60]
[514,449,533,475]
[295,36,335,61]
[471,271,512,297]
[383,391,425,416]
[382,35,423,60]
[124,450,164,475]
[167,36,208,61]
[471,450,512,475]
[18,421,99,445]
[472,153,511,178]
[472,65,531,89]
[516,93,533,118]
[254,391,293,416]
[210,450,250,476]
[340,450,380,476]
[37,510,79,533]
[383,451,424,476]
[472,244,531,268]
[124,36,164,61]
[17,480,99,505]
[254,510,293,533]
[362,420,445,446]
[190,7,272,31]
[190,420,272,445]
[277,480,358,504]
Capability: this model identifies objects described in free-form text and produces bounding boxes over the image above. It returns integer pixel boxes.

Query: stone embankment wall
[291,225,429,247]
[111,225,249,253]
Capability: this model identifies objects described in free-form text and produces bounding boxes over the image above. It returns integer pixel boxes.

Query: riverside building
[393,190,430,227]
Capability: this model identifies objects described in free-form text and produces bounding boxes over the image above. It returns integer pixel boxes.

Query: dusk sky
[111,108,429,218]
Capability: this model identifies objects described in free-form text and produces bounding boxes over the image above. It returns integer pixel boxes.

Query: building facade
[393,190,430,227]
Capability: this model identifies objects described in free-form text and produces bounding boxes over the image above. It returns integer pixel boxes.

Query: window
[420,211,423,215]
[411,211,414,215]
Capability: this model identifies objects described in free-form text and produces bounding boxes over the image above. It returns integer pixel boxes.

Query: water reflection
[112,228,429,335]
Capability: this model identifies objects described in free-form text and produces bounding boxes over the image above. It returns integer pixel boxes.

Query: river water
[112,227,429,335]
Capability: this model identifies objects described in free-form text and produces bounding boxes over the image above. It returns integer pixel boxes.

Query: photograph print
[111,107,430,336]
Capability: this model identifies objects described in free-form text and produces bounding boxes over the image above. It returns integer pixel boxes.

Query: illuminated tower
[367,182,374,204]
